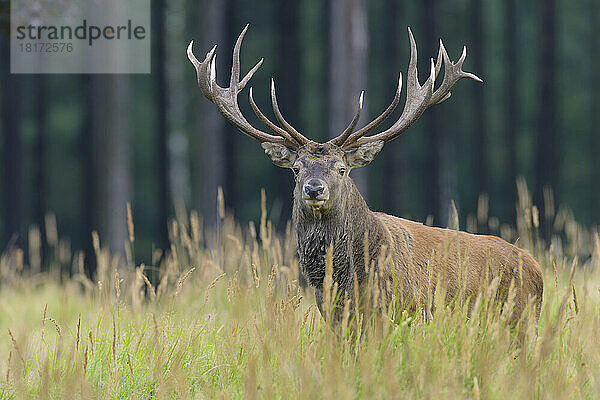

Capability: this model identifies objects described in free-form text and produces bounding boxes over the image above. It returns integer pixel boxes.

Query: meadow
[0,183,598,399]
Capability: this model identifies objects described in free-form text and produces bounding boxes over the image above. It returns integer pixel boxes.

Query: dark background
[0,0,598,271]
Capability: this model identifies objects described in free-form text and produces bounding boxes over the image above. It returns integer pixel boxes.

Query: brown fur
[287,142,543,325]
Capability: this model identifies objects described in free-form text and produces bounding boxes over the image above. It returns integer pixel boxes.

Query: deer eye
[338,166,346,175]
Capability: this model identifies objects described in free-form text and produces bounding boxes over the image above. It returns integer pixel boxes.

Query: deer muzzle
[302,178,328,207]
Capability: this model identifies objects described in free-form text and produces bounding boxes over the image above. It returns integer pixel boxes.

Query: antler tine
[430,43,483,105]
[342,27,433,148]
[231,25,269,93]
[187,42,216,101]
[239,59,263,91]
[406,27,424,98]
[249,87,298,144]
[339,74,402,146]
[187,25,298,147]
[270,79,310,145]
[434,39,445,79]
[329,91,364,146]
[229,24,246,88]
[342,27,481,149]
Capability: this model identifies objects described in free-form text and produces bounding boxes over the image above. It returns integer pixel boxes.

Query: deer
[187,25,544,326]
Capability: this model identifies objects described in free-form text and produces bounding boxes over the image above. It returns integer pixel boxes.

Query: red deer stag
[187,25,543,325]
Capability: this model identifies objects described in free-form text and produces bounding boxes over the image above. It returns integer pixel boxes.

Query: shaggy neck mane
[292,179,381,293]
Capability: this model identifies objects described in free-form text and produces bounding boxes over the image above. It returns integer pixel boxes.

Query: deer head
[187,25,482,214]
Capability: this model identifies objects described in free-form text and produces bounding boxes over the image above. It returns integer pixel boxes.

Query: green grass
[0,185,599,399]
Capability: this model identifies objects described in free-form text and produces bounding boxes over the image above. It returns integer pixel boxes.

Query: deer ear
[344,140,384,168]
[261,142,298,168]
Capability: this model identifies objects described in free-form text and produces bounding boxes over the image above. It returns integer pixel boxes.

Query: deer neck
[292,179,379,292]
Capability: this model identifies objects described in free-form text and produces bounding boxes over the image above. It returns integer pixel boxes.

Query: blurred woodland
[0,0,599,274]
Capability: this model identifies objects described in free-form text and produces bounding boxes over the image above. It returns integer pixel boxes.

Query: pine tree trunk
[89,75,131,256]
[535,0,557,239]
[34,74,47,268]
[1,33,23,248]
[382,0,402,214]
[222,3,238,221]
[422,0,456,225]
[592,0,600,225]
[165,0,192,213]
[274,0,300,226]
[472,0,487,231]
[82,75,96,277]
[329,0,369,197]
[506,0,518,225]
[194,0,228,230]
[154,0,169,250]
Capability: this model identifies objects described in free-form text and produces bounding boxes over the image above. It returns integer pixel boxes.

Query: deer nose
[303,179,325,199]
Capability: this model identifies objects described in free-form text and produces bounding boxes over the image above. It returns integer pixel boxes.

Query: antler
[187,25,308,148]
[332,27,482,149]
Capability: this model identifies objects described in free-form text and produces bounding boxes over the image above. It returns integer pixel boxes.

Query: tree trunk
[535,0,557,238]
[421,0,438,221]
[165,0,191,215]
[274,0,300,226]
[422,0,455,225]
[222,3,238,217]
[381,0,402,214]
[506,0,518,225]
[34,74,47,268]
[329,0,369,196]
[153,0,169,250]
[82,75,96,277]
[89,75,131,257]
[192,0,228,230]
[471,0,487,231]
[1,33,23,249]
[592,0,600,225]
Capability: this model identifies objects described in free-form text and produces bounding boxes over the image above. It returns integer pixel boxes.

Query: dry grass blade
[76,315,81,351]
[127,202,135,243]
[175,267,196,297]
[44,317,62,337]
[260,189,268,244]
[127,352,134,376]
[552,260,559,290]
[252,263,260,288]
[267,264,277,300]
[217,187,225,220]
[115,269,121,300]
[41,304,47,343]
[91,231,100,254]
[83,344,88,374]
[571,284,579,315]
[202,364,230,377]
[205,272,227,303]
[8,329,25,365]
[473,377,480,400]
[139,266,156,300]
[112,316,117,366]
[88,330,94,355]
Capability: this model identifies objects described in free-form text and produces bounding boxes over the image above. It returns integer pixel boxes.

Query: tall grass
[0,183,598,399]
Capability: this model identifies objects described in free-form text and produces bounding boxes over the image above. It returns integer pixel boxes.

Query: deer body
[293,149,543,322]
[188,25,544,323]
